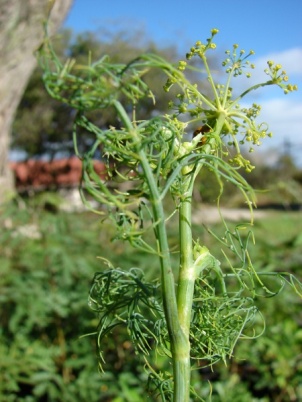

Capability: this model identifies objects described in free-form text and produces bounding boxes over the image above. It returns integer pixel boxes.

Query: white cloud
[241,97,302,166]
[259,98,302,143]
[228,47,302,99]
[226,48,302,155]
[255,48,302,77]
[210,47,302,162]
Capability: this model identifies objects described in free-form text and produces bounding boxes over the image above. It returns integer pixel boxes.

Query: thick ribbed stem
[175,181,195,401]
[139,149,189,401]
[113,100,189,401]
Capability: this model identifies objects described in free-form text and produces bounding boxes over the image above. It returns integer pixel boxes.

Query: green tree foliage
[12,28,181,158]
[12,29,73,157]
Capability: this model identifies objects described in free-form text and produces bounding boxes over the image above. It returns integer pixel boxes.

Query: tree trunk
[0,0,73,203]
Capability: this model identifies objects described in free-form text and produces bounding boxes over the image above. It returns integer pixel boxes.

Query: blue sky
[63,0,302,159]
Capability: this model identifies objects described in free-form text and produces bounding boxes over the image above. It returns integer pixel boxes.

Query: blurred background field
[1,193,301,401]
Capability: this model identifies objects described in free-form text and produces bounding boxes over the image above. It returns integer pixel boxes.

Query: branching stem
[113,100,190,401]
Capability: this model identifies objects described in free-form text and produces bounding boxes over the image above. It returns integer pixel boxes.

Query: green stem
[221,64,236,108]
[139,149,190,402]
[200,54,221,109]
[228,80,275,109]
[174,112,228,400]
[175,178,195,401]
[113,100,189,401]
[177,180,195,336]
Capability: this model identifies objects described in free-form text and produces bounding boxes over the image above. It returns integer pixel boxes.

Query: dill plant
[38,20,301,402]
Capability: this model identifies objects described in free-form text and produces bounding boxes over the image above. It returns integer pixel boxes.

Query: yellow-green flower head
[178,60,187,71]
[179,103,187,113]
[229,154,255,172]
[211,28,219,35]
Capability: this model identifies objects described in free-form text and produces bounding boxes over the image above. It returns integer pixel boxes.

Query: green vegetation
[1,199,301,401]
[12,28,179,158]
[34,20,302,401]
[0,198,146,402]
[5,7,302,400]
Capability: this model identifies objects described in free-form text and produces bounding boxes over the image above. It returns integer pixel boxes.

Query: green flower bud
[179,103,187,113]
[178,60,187,71]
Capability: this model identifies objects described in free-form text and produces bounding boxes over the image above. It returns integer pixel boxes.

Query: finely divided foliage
[38,19,300,402]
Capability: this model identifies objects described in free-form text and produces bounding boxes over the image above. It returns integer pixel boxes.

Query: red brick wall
[9,157,107,190]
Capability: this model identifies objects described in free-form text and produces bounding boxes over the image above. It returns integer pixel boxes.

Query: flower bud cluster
[228,153,255,173]
[216,84,233,101]
[163,29,298,175]
[167,88,204,120]
[185,29,219,60]
[241,103,261,119]
[163,73,181,92]
[222,45,255,78]
[264,61,298,94]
